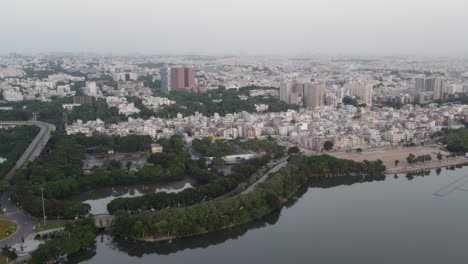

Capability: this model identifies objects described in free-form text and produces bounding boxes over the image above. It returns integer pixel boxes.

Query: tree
[212,157,225,171]
[394,160,399,167]
[437,152,443,162]
[323,141,334,151]
[425,154,432,162]
[406,154,415,164]
[287,146,300,155]
[356,148,363,153]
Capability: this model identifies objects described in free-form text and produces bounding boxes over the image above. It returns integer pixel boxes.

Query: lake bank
[110,155,386,242]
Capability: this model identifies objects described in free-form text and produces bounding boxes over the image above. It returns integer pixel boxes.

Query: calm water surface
[73,178,196,215]
[77,167,468,264]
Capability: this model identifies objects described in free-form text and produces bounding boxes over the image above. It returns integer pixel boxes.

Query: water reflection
[73,179,197,215]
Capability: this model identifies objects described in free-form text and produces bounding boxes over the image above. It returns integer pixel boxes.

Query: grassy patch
[34,222,65,232]
[0,220,17,240]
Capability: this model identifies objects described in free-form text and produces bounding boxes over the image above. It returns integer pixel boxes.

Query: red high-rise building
[170,67,195,91]
[184,67,195,88]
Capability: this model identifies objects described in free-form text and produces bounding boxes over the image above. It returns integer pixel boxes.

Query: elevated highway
[0,121,55,248]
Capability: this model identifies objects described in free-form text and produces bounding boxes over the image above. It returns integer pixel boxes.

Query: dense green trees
[0,97,126,127]
[443,128,468,155]
[155,88,298,118]
[0,126,39,176]
[10,134,195,218]
[0,99,69,126]
[73,133,152,153]
[67,99,126,124]
[110,155,386,240]
[192,137,235,157]
[235,137,285,158]
[31,220,96,264]
[107,156,271,214]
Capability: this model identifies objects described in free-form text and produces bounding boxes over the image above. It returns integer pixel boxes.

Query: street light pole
[40,187,46,226]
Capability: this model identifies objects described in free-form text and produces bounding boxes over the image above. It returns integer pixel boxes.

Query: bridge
[93,214,115,230]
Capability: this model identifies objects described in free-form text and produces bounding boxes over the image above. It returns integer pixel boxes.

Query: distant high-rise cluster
[280,80,374,108]
[280,81,326,108]
[415,77,444,100]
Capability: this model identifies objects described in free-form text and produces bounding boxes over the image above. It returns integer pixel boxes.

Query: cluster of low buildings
[142,96,175,111]
[66,102,468,152]
[1,74,81,101]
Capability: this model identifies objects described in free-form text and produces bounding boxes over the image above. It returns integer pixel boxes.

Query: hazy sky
[1,0,467,55]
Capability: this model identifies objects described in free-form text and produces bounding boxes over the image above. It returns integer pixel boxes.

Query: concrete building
[84,81,98,96]
[304,84,325,108]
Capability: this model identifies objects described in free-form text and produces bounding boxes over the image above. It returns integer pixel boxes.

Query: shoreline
[385,158,468,174]
[135,171,382,243]
[111,155,466,243]
[141,190,298,243]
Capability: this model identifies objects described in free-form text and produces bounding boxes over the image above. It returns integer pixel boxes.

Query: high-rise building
[304,84,325,108]
[279,81,292,103]
[84,81,98,96]
[279,81,305,105]
[160,67,171,93]
[415,78,425,91]
[433,78,444,100]
[184,67,195,88]
[414,77,444,100]
[346,83,373,105]
[170,67,195,91]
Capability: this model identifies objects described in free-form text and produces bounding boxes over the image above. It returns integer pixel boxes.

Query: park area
[330,144,468,173]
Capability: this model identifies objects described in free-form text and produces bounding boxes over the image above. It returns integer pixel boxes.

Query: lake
[73,178,197,215]
[76,166,468,264]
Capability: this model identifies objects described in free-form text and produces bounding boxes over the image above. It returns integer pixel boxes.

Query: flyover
[0,121,56,248]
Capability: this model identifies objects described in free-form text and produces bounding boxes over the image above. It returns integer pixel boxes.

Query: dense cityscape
[1,0,468,263]
[0,54,467,263]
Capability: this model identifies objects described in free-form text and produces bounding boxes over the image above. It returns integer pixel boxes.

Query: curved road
[241,157,288,194]
[0,121,55,248]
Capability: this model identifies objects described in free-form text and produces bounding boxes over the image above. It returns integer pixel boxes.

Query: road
[0,121,55,248]
[241,157,289,194]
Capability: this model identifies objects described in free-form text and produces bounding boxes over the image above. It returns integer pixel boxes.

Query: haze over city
[1,0,468,55]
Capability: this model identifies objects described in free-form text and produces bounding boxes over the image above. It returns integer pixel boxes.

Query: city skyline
[1,0,468,56]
